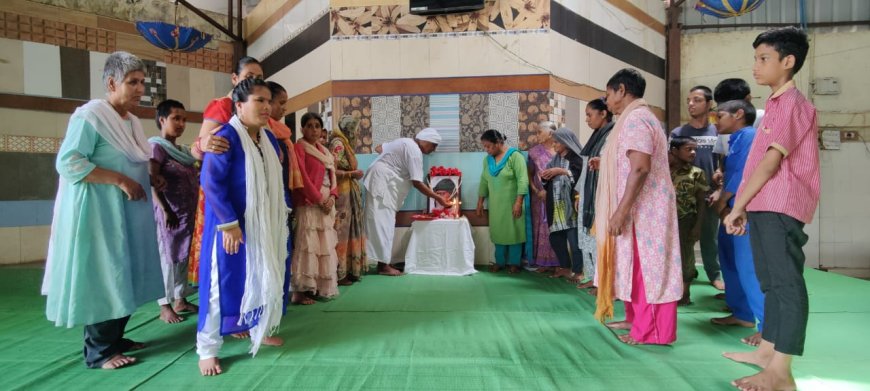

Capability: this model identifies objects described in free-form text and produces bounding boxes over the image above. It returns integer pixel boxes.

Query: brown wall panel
[0,93,204,123]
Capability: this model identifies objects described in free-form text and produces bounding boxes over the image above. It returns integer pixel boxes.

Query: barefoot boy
[723,27,819,391]
[710,100,765,346]
[669,136,708,306]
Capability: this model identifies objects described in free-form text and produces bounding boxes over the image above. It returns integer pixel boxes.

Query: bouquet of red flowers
[429,166,462,177]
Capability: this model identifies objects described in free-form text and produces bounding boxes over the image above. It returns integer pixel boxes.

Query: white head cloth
[415,127,442,144]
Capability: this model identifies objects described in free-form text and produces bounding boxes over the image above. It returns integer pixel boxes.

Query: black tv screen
[409,0,485,16]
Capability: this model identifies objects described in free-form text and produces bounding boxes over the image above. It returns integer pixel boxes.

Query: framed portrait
[427,175,461,213]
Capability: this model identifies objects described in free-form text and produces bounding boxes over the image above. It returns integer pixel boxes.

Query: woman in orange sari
[188,56,264,286]
[266,81,303,309]
[330,115,366,285]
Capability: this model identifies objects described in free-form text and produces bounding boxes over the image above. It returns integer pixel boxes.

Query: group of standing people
[476,66,683,347]
[476,27,819,391]
[41,26,818,391]
[41,53,373,376]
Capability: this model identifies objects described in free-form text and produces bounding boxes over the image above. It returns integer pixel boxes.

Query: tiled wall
[332,90,576,154]
[0,36,223,264]
[0,6,234,73]
[0,38,232,109]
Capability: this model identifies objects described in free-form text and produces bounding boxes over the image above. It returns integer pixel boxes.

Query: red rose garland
[429,166,462,177]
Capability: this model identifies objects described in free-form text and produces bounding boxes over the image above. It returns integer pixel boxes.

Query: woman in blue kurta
[196,78,288,376]
[42,52,164,370]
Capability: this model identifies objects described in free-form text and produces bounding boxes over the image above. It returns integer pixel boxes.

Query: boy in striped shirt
[722,27,819,391]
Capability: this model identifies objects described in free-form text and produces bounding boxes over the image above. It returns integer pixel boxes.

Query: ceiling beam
[176,0,242,42]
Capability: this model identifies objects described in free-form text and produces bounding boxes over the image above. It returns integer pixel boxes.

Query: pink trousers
[623,235,678,344]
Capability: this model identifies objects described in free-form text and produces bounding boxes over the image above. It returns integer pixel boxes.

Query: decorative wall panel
[141,60,166,107]
[400,95,429,139]
[459,93,488,152]
[338,96,373,153]
[487,92,519,149]
[331,0,550,37]
[517,91,551,149]
[428,94,460,153]
[371,95,401,147]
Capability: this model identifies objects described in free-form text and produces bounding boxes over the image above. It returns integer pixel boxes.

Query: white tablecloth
[404,217,476,276]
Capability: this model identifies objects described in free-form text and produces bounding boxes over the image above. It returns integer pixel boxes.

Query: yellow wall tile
[0,227,21,264]
[19,225,49,262]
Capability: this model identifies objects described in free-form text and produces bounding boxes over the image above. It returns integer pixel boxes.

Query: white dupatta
[227,115,289,356]
[75,99,150,162]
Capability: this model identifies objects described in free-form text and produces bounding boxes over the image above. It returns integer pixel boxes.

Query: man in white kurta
[363,128,448,276]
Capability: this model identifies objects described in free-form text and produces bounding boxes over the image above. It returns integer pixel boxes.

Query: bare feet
[101,353,137,369]
[732,368,796,391]
[199,357,222,376]
[159,305,184,324]
[291,292,316,305]
[567,274,585,283]
[723,350,773,369]
[587,287,598,296]
[549,268,572,279]
[378,264,403,276]
[231,332,250,339]
[262,336,284,346]
[173,299,199,314]
[618,334,641,345]
[713,279,726,290]
[741,332,763,347]
[489,265,501,273]
[577,280,595,289]
[508,265,521,274]
[606,321,632,330]
[711,316,756,328]
[535,266,554,274]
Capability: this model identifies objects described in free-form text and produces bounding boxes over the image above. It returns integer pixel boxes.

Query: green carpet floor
[1,266,869,390]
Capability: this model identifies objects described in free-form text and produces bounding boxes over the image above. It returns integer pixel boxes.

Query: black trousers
[748,212,809,356]
[549,227,581,274]
[83,315,132,368]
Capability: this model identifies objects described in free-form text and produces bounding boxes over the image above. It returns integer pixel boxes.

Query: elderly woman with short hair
[526,121,560,272]
[43,51,165,370]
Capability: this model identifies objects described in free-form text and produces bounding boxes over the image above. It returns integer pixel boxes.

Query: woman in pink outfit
[595,68,683,345]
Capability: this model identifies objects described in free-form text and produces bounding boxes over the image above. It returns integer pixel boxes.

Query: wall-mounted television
[409,0,485,16]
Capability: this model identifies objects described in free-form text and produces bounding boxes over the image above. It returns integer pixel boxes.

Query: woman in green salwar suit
[476,129,529,273]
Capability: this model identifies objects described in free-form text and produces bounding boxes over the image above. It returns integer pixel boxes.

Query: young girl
[149,99,199,324]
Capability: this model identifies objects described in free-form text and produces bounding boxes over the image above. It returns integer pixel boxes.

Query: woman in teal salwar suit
[42,52,164,370]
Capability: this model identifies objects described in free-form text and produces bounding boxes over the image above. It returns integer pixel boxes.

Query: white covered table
[404,217,476,276]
